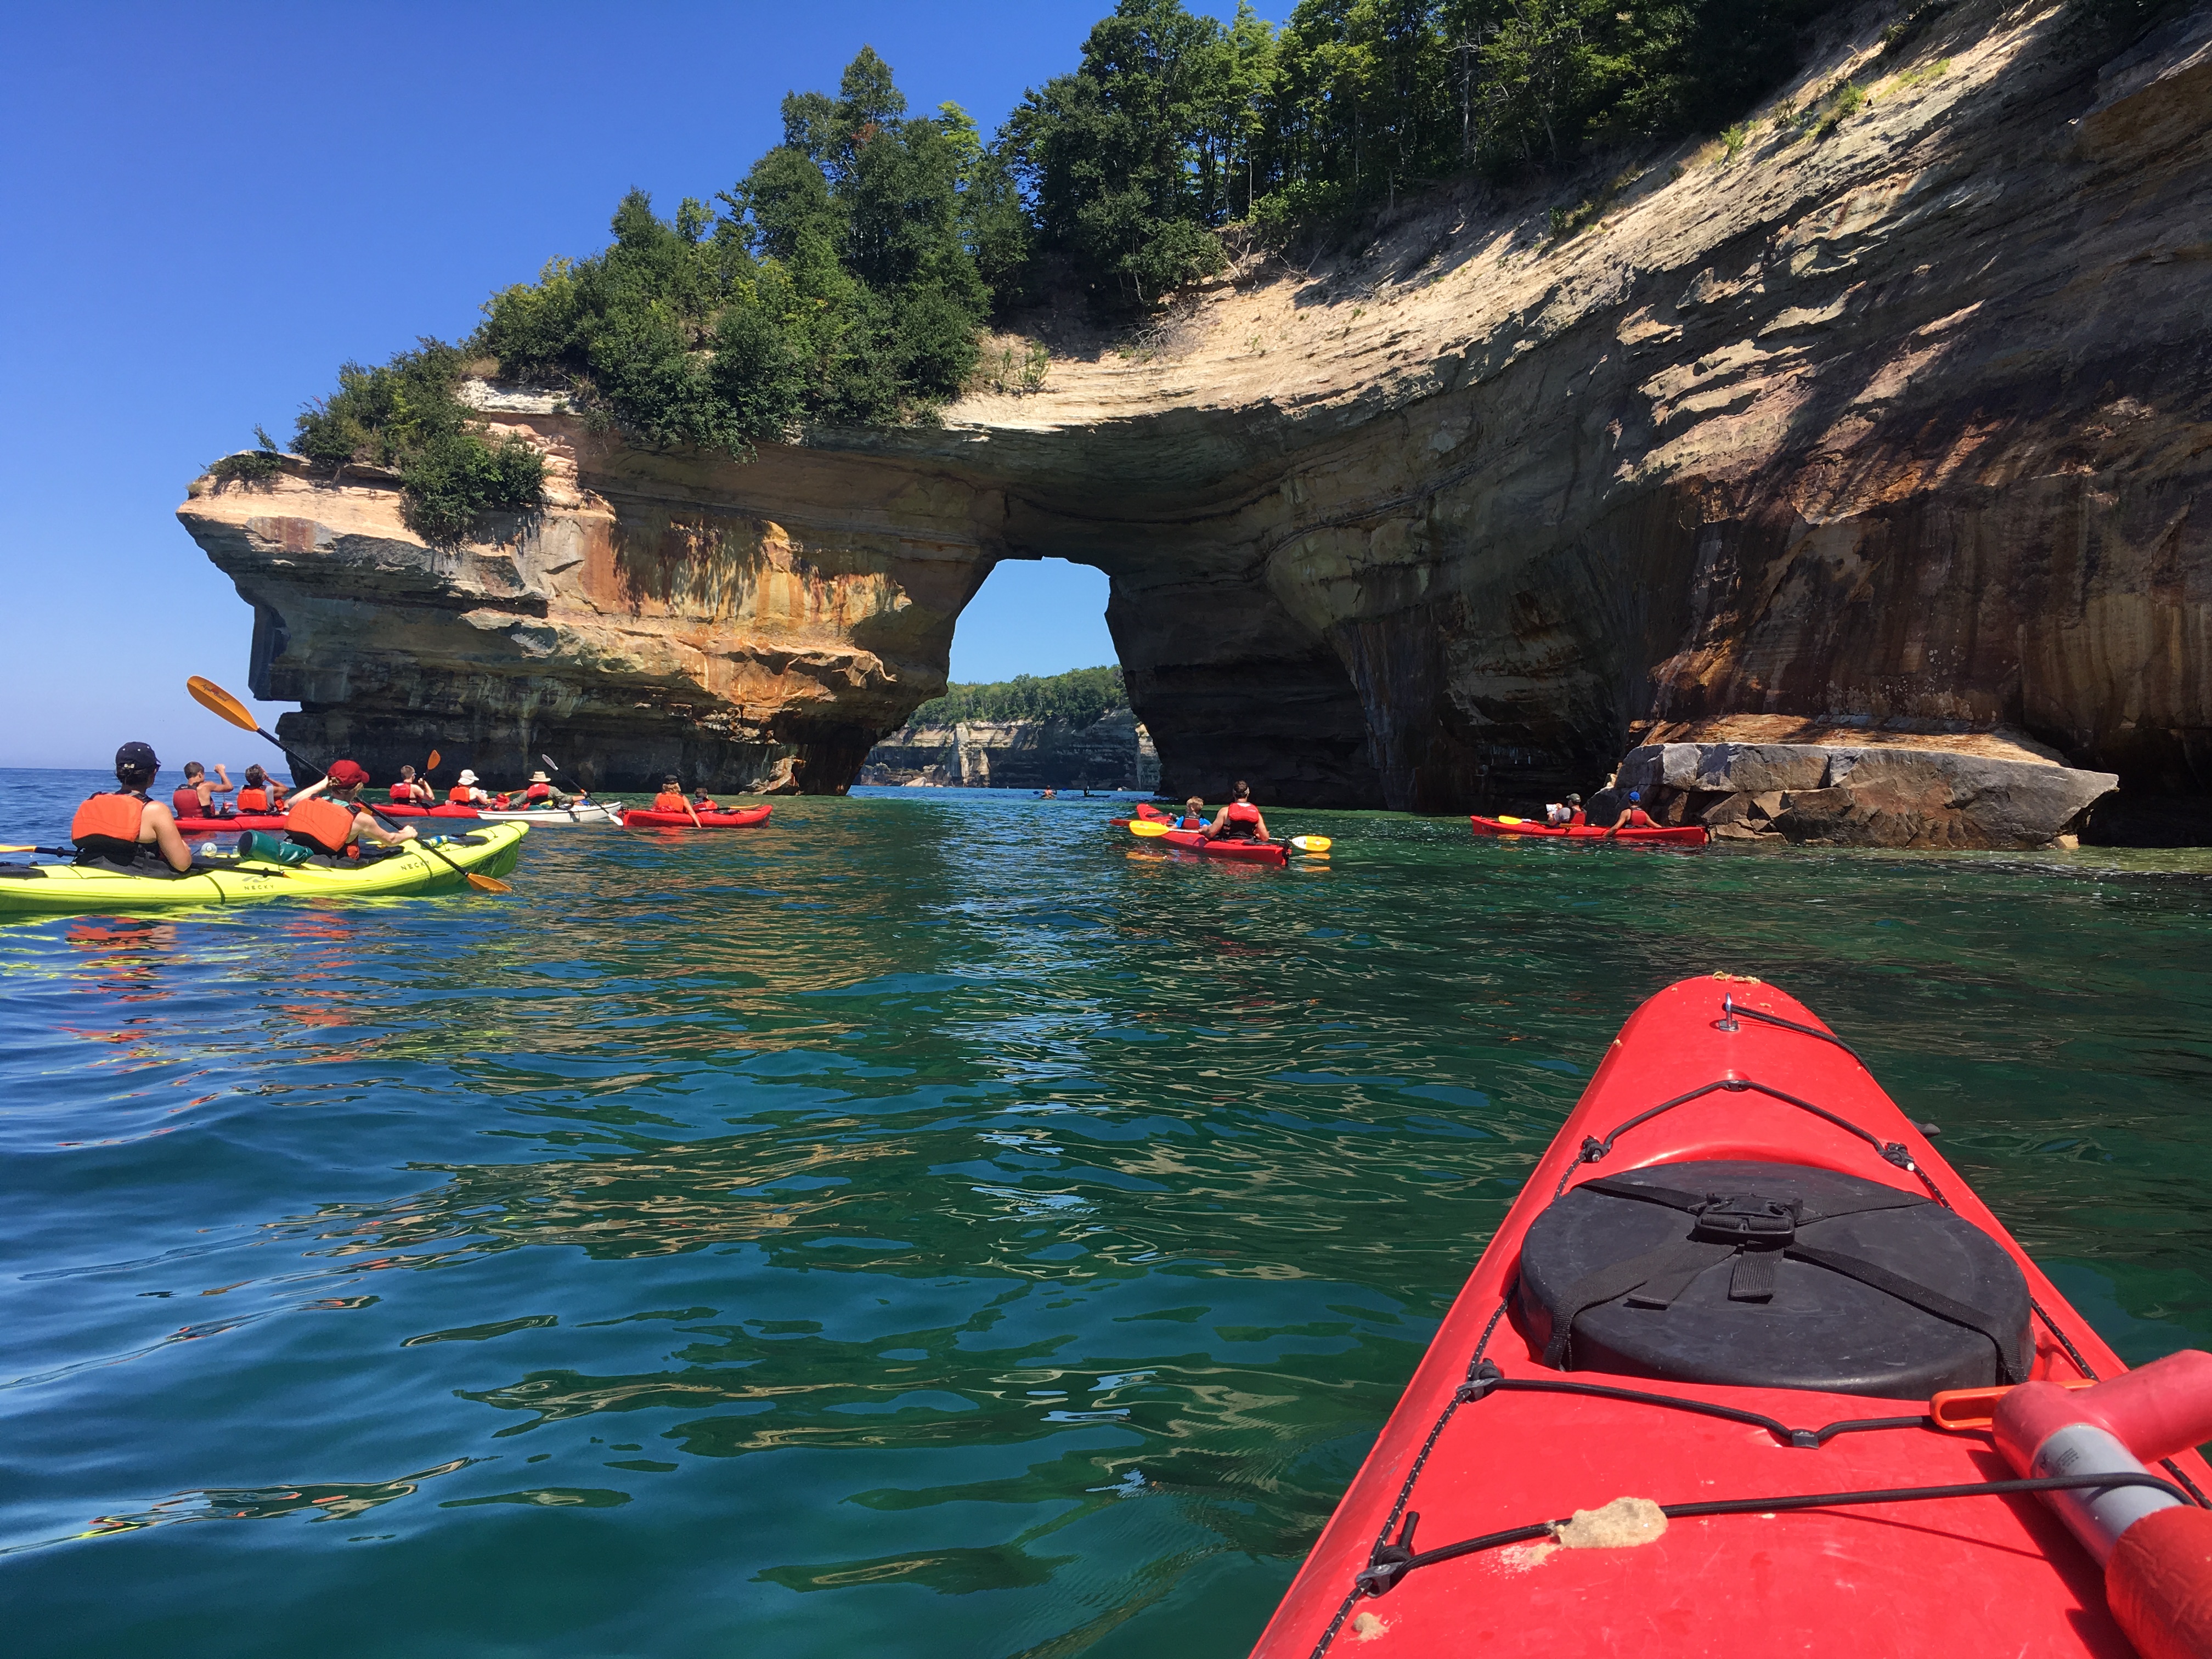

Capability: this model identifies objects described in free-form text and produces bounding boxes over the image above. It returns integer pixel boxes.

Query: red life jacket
[1570,808,1586,826]
[236,787,270,812]
[447,785,474,804]
[1622,807,1655,828]
[525,783,552,802]
[1217,800,1262,838]
[72,791,147,847]
[390,783,414,803]
[652,792,688,812]
[172,786,203,817]
[287,795,357,854]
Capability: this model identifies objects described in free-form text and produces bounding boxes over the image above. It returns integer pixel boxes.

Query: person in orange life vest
[72,742,195,872]
[1178,796,1209,830]
[446,769,494,808]
[1544,792,1585,827]
[1203,780,1272,843]
[1605,789,1657,833]
[234,764,284,814]
[171,761,235,819]
[389,765,434,806]
[285,760,417,856]
[650,776,690,812]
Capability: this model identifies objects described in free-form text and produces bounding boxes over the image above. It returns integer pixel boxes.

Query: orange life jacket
[652,792,687,812]
[448,785,474,804]
[287,795,358,854]
[237,788,270,812]
[172,786,203,817]
[72,791,148,846]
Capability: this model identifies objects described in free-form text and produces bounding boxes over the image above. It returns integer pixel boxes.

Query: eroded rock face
[1611,741,2117,848]
[179,2,2212,815]
[857,710,1159,791]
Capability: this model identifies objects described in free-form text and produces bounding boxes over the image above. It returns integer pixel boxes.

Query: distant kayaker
[651,776,690,812]
[1178,796,1208,830]
[389,765,435,806]
[447,769,494,808]
[1544,793,1585,827]
[235,764,284,814]
[71,742,194,872]
[1203,781,1271,843]
[1605,790,1658,834]
[171,761,234,819]
[286,761,418,856]
[518,770,571,809]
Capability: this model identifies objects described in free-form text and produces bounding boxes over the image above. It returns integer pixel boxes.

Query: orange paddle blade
[427,750,442,771]
[187,675,258,732]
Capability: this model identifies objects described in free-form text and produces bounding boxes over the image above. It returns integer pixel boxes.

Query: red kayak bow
[1253,975,2212,1658]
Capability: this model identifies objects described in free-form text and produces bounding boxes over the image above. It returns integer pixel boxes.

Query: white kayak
[475,802,623,826]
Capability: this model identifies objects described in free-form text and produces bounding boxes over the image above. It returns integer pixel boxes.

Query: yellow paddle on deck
[185,676,511,894]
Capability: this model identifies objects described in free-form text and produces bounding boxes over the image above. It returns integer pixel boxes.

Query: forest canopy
[910,665,1130,729]
[229,0,1850,533]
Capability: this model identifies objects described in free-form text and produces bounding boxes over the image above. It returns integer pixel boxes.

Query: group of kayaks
[0,793,775,916]
[1116,802,1712,866]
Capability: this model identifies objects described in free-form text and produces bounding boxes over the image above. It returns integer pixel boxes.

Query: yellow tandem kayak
[0,822,529,916]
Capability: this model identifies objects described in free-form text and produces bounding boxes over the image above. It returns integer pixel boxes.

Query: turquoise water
[4,766,2210,1656]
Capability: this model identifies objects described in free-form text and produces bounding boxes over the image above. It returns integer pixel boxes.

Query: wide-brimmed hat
[528,770,550,783]
[457,769,480,785]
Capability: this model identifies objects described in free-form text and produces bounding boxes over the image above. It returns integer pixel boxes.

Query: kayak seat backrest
[1515,1158,2032,1399]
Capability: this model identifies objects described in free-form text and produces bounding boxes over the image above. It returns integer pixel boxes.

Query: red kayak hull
[1149,828,1288,866]
[620,806,774,828]
[173,804,481,835]
[1472,813,1707,845]
[1251,975,2199,1658]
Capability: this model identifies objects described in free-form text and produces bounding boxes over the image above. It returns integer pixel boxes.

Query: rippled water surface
[5,766,2211,1656]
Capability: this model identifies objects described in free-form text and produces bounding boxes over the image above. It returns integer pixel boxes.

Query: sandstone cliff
[857,709,1160,791]
[180,1,2212,816]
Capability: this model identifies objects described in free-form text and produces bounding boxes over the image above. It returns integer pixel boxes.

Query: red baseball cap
[324,759,370,787]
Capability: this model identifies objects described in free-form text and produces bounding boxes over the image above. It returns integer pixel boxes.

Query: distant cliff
[180,2,2212,823]
[859,709,1160,791]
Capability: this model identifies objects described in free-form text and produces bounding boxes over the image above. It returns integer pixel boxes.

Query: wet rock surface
[1610,741,2118,848]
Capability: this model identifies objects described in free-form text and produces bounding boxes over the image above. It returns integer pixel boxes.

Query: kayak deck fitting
[0,823,528,915]
[1251,975,2212,1658]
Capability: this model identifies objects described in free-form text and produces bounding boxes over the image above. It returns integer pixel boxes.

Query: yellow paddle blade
[1128,819,1171,837]
[1289,834,1333,853]
[1495,815,1525,825]
[186,675,259,732]
[464,872,511,894]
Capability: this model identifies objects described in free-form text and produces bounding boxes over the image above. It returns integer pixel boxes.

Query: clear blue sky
[0,2,1189,770]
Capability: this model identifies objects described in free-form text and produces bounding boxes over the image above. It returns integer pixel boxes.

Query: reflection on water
[4,771,2211,1657]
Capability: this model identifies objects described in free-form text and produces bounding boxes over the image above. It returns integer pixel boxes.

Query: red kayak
[1149,828,1287,866]
[620,805,774,828]
[1254,976,2212,1659]
[173,804,480,835]
[1472,813,1707,846]
[1108,803,1175,828]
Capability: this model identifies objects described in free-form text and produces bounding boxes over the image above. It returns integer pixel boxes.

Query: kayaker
[1178,796,1208,830]
[235,764,283,814]
[651,776,689,812]
[71,742,194,872]
[389,765,434,806]
[1203,781,1271,843]
[1544,793,1584,827]
[447,769,494,808]
[286,760,419,856]
[518,770,570,809]
[1604,789,1658,834]
[172,761,235,819]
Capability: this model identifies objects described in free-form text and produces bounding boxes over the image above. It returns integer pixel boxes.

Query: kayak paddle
[185,676,511,894]
[0,844,70,856]
[1128,819,1331,855]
